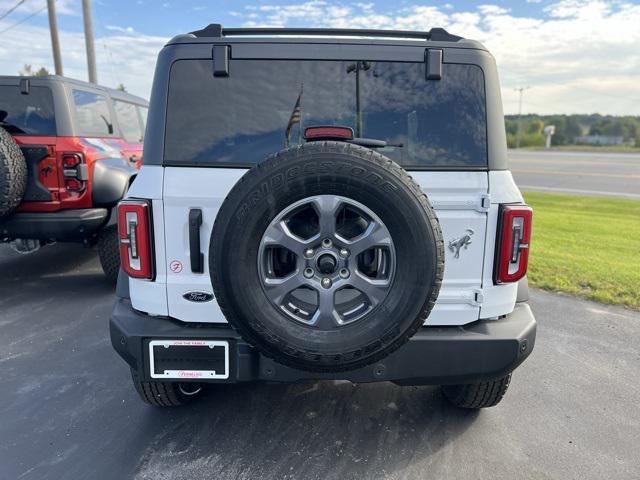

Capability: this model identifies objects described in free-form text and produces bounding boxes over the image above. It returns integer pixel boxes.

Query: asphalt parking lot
[1,243,639,480]
[509,149,640,200]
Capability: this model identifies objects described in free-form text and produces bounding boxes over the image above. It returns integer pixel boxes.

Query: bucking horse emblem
[448,229,474,258]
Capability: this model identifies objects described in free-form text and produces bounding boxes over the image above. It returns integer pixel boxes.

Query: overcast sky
[0,0,639,115]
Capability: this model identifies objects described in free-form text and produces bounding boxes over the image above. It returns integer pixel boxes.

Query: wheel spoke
[344,221,392,256]
[262,220,309,255]
[350,271,391,307]
[311,196,341,238]
[310,288,340,328]
[263,272,306,304]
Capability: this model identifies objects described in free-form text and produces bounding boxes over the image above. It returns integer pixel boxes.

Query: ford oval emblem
[182,291,214,303]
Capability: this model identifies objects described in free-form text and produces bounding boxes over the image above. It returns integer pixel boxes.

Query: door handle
[188,209,203,273]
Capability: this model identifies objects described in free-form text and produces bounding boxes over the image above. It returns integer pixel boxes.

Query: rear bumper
[110,299,537,386]
[0,208,108,241]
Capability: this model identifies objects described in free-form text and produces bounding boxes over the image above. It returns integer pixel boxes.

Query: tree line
[505,114,640,148]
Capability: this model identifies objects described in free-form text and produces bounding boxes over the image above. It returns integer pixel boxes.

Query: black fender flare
[92,158,138,208]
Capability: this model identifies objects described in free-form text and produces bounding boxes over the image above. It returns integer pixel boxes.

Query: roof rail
[189,24,463,42]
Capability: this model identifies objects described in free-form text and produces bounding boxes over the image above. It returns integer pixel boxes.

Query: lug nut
[339,268,350,279]
[322,238,333,248]
[303,268,314,278]
[304,248,315,258]
[339,248,349,258]
[321,278,332,289]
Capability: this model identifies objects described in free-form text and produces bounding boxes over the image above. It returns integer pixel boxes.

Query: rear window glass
[0,85,56,135]
[165,59,487,168]
[72,90,113,136]
[114,100,143,142]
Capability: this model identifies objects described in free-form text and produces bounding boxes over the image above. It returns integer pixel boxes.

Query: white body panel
[127,166,168,316]
[126,166,525,326]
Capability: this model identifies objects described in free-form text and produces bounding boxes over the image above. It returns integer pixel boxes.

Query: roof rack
[189,24,463,42]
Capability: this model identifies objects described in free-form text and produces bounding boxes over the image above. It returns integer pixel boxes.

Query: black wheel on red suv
[0,127,27,218]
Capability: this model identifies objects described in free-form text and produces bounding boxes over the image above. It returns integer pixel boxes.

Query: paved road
[1,244,639,480]
[508,150,640,199]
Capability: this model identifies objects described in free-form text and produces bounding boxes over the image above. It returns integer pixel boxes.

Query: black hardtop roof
[0,75,148,105]
[167,23,485,50]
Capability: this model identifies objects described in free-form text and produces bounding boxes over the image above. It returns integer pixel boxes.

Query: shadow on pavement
[0,243,112,297]
[126,381,479,479]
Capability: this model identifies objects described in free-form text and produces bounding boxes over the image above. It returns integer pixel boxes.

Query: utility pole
[82,0,98,83]
[46,0,63,75]
[515,86,530,149]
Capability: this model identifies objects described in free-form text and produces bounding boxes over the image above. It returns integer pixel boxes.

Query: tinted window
[165,60,487,168]
[0,85,56,135]
[114,100,143,142]
[72,90,113,136]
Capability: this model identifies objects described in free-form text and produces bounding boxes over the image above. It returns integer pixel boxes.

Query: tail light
[494,204,532,284]
[304,126,354,141]
[117,200,154,279]
[62,152,88,192]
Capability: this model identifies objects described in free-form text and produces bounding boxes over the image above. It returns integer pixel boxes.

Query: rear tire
[97,226,120,283]
[0,127,27,218]
[441,374,512,409]
[130,369,203,407]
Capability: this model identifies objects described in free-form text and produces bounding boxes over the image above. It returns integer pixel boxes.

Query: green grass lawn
[523,192,640,310]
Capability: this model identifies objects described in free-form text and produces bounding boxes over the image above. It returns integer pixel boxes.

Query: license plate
[148,340,229,380]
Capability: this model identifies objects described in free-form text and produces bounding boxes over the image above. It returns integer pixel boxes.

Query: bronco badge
[448,229,474,258]
[182,291,214,302]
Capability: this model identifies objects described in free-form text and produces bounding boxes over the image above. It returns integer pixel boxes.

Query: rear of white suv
[110,24,536,408]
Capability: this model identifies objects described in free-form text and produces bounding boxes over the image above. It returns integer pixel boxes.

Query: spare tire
[0,127,27,218]
[210,142,444,373]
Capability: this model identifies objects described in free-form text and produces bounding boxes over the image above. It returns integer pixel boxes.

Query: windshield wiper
[349,137,403,148]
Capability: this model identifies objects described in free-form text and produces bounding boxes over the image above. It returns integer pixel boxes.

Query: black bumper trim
[0,208,108,241]
[110,299,537,386]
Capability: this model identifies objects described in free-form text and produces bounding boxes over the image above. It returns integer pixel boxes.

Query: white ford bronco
[110,24,536,408]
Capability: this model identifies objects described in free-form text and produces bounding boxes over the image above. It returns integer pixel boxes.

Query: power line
[0,3,46,35]
[0,0,28,21]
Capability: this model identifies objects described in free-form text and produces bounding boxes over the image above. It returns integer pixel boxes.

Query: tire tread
[442,374,512,409]
[130,369,193,407]
[0,127,28,218]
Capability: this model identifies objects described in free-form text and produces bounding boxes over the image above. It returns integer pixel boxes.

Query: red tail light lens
[62,153,82,168]
[304,126,354,140]
[117,200,154,279]
[64,178,84,191]
[62,152,87,191]
[494,204,532,284]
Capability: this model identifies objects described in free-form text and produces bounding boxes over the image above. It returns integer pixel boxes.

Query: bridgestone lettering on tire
[210,142,444,373]
[0,127,27,218]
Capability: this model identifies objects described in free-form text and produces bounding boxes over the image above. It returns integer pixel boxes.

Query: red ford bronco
[0,75,148,280]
